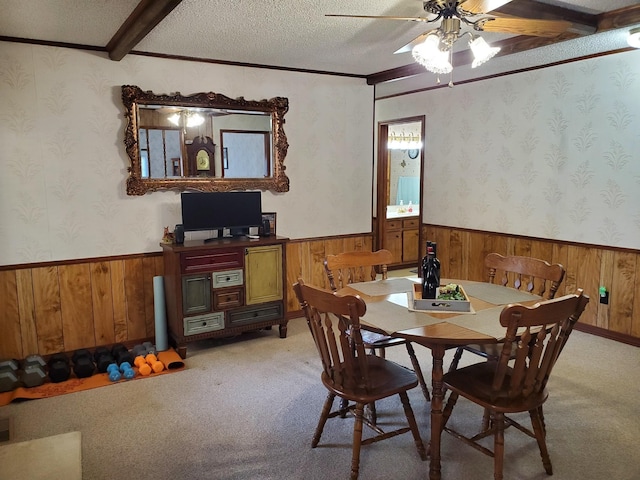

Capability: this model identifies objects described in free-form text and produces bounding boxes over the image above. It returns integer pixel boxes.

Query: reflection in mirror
[122,85,289,195]
[221,130,271,178]
[386,121,422,219]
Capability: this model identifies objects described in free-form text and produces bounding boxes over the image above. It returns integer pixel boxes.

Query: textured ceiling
[1,0,639,94]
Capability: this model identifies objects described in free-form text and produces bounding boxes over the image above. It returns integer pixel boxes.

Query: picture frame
[261,212,276,236]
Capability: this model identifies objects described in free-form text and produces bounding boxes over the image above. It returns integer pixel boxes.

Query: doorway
[375,116,425,268]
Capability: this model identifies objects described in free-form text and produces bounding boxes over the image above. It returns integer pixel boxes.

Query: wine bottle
[431,242,441,287]
[422,244,439,299]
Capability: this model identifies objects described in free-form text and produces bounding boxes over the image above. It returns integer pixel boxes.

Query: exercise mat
[0,348,185,407]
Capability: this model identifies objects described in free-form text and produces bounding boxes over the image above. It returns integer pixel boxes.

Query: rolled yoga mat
[153,276,169,351]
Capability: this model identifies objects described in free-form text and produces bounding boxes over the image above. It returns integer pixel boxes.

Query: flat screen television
[181,192,262,239]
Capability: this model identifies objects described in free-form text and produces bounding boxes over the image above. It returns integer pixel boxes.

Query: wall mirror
[122,85,289,195]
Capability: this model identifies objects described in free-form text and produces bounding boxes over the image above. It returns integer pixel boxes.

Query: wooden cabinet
[383,217,419,266]
[161,236,288,357]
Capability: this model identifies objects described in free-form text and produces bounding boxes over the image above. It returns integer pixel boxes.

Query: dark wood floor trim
[575,323,640,348]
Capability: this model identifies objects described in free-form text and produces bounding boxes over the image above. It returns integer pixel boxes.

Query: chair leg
[339,397,349,418]
[493,411,505,480]
[405,342,430,402]
[399,391,427,461]
[365,401,377,425]
[313,392,335,448]
[448,346,464,372]
[441,391,459,431]
[537,405,547,437]
[350,402,365,480]
[481,408,492,432]
[530,408,553,475]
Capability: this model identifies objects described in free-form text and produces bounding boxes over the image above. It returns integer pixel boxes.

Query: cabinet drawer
[228,302,284,327]
[181,247,244,274]
[212,269,244,288]
[386,220,402,230]
[213,287,244,310]
[403,218,419,228]
[183,312,225,336]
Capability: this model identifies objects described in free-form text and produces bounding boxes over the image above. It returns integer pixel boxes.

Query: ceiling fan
[327,0,572,78]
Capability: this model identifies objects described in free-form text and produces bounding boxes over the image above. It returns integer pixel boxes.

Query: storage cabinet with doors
[383,216,419,266]
[161,236,287,358]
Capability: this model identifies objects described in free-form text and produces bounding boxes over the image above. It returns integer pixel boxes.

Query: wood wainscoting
[2,228,638,359]
[0,234,375,359]
[0,254,164,359]
[422,224,640,345]
[284,234,374,314]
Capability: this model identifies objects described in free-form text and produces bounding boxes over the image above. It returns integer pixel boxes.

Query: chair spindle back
[293,279,370,392]
[324,249,394,291]
[492,289,589,400]
[485,253,565,300]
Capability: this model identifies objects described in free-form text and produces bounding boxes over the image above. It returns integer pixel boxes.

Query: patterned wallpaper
[0,41,373,265]
[376,49,640,250]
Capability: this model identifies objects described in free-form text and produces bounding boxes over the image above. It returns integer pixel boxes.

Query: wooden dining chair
[324,249,430,404]
[293,279,427,480]
[448,253,566,372]
[441,289,589,480]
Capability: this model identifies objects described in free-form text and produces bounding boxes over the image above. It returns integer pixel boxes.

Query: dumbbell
[131,344,148,359]
[145,353,164,373]
[94,347,115,373]
[119,361,135,380]
[142,341,157,355]
[133,355,152,376]
[0,359,20,392]
[106,363,122,382]
[72,349,95,378]
[48,353,71,383]
[21,355,46,387]
[111,344,134,366]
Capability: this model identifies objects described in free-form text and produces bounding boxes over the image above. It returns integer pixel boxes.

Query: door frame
[375,115,425,266]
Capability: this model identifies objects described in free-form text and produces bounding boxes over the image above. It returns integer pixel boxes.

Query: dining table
[338,276,542,480]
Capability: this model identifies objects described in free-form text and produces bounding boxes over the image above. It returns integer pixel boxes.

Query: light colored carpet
[1,318,639,479]
[0,431,81,480]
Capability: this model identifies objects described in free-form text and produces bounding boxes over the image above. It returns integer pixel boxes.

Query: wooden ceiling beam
[106,0,183,61]
[367,3,640,86]
[493,0,597,35]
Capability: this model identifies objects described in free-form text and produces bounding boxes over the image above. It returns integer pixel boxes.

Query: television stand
[160,236,289,358]
[203,228,225,243]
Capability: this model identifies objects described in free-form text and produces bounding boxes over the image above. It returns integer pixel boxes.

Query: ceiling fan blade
[325,14,430,23]
[459,0,514,15]
[479,17,571,37]
[394,29,438,54]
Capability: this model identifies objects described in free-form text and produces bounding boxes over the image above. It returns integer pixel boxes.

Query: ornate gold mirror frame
[122,85,289,195]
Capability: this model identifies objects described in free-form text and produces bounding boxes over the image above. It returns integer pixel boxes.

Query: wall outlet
[599,286,609,305]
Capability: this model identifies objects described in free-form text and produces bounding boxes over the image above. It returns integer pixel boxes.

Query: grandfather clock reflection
[187,136,215,177]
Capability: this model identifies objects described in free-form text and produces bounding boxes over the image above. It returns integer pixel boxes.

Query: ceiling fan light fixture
[469,36,500,68]
[167,113,181,126]
[412,34,453,74]
[628,27,640,48]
